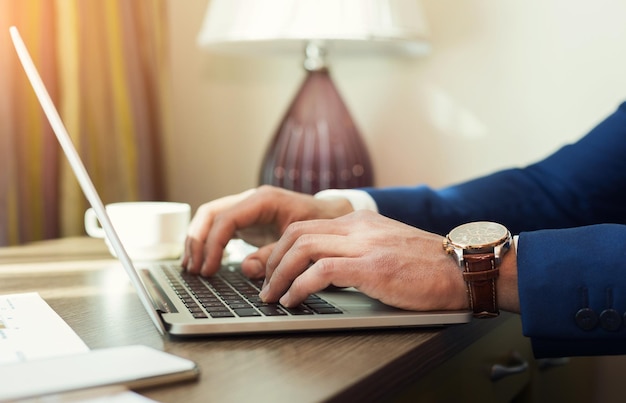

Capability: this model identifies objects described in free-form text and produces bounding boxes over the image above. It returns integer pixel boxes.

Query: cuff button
[575,308,598,331]
[600,309,622,332]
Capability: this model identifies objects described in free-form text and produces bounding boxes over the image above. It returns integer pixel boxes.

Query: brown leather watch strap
[462,253,499,318]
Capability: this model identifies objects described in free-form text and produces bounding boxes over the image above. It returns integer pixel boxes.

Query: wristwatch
[443,221,512,318]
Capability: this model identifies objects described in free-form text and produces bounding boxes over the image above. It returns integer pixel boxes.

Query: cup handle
[84,208,105,238]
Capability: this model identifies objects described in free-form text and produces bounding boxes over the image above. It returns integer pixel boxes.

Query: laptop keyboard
[159,265,343,319]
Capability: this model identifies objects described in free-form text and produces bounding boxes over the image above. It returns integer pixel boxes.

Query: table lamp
[197,0,430,194]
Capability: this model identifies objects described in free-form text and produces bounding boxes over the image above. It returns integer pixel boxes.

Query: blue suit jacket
[364,102,626,358]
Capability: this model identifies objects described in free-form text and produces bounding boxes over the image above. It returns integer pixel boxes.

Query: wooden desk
[0,237,536,402]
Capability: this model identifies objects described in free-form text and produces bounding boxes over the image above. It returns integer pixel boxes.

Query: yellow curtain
[0,0,169,245]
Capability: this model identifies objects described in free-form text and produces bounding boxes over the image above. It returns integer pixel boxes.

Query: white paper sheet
[0,292,89,364]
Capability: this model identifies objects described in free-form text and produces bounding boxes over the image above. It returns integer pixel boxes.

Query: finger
[183,205,215,273]
[182,235,206,274]
[200,189,281,276]
[181,237,191,268]
[261,233,356,303]
[240,243,275,279]
[279,257,360,307]
[200,224,235,276]
[184,189,256,274]
[265,219,348,280]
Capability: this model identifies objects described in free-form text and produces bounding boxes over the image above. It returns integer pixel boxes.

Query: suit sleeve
[364,102,626,234]
[517,225,626,357]
[363,102,626,357]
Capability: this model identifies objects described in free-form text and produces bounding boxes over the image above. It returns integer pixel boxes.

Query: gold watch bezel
[443,221,511,265]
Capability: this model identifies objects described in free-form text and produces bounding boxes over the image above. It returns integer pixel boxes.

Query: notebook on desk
[10,26,471,337]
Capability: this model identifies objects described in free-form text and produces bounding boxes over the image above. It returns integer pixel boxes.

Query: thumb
[240,242,276,279]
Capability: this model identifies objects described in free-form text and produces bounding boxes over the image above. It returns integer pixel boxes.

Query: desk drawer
[391,315,533,402]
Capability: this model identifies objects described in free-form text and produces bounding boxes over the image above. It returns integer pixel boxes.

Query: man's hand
[183,185,353,277]
[259,210,470,312]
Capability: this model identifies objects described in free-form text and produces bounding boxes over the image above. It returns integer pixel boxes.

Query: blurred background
[2,0,626,244]
[168,0,626,209]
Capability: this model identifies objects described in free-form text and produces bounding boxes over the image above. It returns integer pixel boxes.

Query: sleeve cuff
[314,189,379,213]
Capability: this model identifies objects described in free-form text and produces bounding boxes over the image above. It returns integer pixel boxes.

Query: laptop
[10,26,471,337]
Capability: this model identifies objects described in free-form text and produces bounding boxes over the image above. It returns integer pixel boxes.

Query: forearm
[497,242,519,313]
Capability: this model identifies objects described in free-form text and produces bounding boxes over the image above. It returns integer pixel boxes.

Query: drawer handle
[490,351,529,382]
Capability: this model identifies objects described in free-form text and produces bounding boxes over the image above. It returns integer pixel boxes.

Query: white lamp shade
[197,0,430,57]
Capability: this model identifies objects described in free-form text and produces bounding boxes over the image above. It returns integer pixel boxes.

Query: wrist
[314,189,378,213]
[446,257,472,311]
[319,197,354,218]
[496,246,520,313]
[444,221,511,318]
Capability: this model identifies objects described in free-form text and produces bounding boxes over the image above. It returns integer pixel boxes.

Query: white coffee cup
[84,201,191,261]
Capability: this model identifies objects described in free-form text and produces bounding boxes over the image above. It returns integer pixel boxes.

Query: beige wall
[165,0,626,212]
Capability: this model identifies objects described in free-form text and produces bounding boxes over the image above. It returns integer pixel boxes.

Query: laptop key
[224,299,248,306]
[228,303,252,310]
[258,306,288,316]
[305,302,336,309]
[283,306,314,315]
[205,305,230,313]
[234,308,261,317]
[199,300,226,307]
[209,311,235,318]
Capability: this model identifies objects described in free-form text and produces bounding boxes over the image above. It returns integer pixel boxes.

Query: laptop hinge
[138,269,177,314]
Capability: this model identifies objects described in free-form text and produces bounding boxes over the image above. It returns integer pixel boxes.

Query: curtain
[0,0,169,245]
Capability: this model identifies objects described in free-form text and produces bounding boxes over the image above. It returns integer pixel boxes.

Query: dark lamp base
[259,69,374,195]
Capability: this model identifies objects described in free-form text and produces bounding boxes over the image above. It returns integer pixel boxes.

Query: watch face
[447,221,509,249]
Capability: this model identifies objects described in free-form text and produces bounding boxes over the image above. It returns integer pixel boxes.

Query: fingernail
[279,294,291,308]
[259,281,270,301]
[243,257,264,278]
